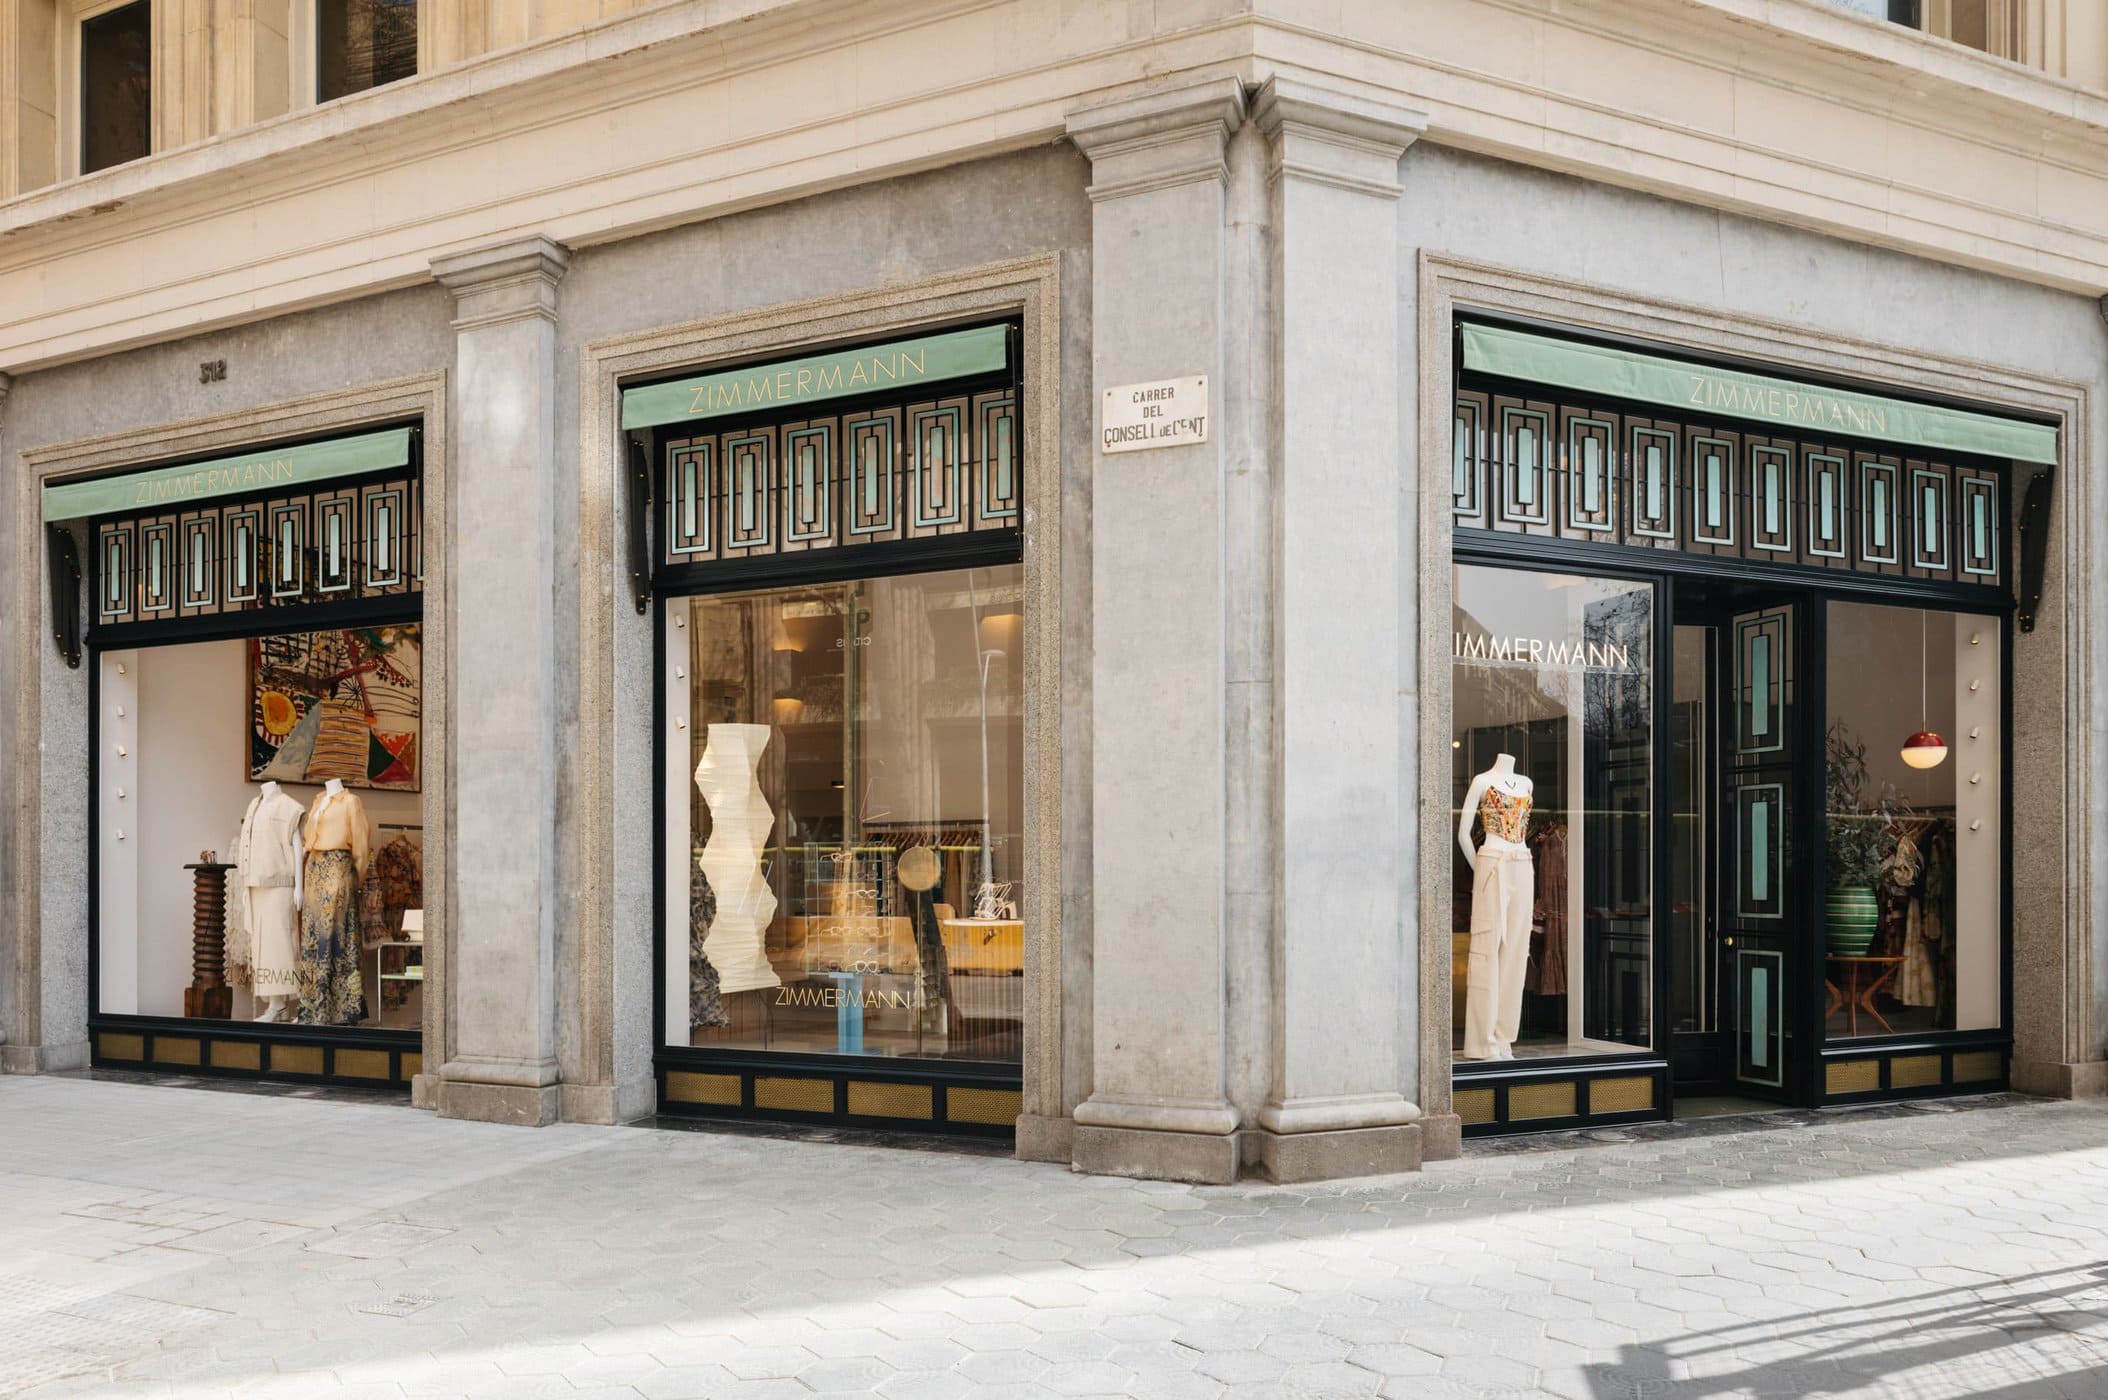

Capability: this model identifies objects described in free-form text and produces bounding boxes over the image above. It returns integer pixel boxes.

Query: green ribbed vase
[1826,884,1879,957]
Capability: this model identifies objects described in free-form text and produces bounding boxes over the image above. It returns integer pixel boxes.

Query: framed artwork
[249,625,422,791]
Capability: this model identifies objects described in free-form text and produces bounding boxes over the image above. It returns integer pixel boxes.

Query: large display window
[661,565,1024,1064]
[1822,602,2001,1040]
[96,625,426,1029]
[1451,563,1655,1062]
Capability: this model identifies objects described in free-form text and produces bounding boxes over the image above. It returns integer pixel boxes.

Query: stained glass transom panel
[658,390,1019,568]
[1455,387,2008,588]
[95,474,421,626]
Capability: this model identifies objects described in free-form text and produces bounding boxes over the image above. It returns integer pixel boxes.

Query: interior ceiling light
[1900,611,1948,770]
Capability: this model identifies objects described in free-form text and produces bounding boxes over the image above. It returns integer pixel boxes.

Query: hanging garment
[298,849,365,1025]
[233,787,307,996]
[1899,894,1936,1007]
[360,836,423,948]
[1925,832,1955,1026]
[1527,824,1569,998]
[910,890,951,1013]
[690,850,729,1030]
[1878,833,1923,960]
[1463,840,1533,1060]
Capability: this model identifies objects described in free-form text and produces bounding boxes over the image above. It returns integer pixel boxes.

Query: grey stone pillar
[1252,78,1427,1182]
[0,369,13,1058]
[430,236,569,1126]
[1066,78,1246,1185]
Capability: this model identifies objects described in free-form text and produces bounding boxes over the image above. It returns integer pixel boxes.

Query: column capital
[1253,76,1427,199]
[431,234,570,330]
[1065,75,1246,202]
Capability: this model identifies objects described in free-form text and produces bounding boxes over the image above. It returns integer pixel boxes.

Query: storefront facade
[1443,319,2041,1134]
[3,2,2106,1182]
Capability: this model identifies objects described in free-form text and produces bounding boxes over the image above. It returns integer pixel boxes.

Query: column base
[1418,1111,1465,1162]
[2010,1057,2108,1098]
[436,1080,562,1126]
[1073,1123,1239,1184]
[1253,1122,1421,1183]
[1,1040,91,1074]
[560,1075,657,1125]
[1016,1113,1073,1163]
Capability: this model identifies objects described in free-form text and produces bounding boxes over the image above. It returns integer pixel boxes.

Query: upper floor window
[80,0,151,174]
[317,0,417,103]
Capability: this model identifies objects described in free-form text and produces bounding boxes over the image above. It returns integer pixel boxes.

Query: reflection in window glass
[1823,602,2000,1039]
[666,566,1024,1063]
[317,0,417,103]
[81,0,152,174]
[1452,564,1653,1061]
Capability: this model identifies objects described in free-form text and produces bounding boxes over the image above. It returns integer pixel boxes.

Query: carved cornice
[432,236,570,330]
[1065,76,1248,203]
[0,0,2102,368]
[1252,76,1426,199]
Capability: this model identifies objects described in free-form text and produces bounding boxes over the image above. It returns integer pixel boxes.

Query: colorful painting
[249,626,422,792]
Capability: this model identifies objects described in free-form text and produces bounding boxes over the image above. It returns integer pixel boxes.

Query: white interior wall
[663,603,694,1048]
[1954,615,2001,1030]
[97,652,140,1015]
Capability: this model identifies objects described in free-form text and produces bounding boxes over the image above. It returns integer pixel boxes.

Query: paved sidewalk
[4,1077,2108,1398]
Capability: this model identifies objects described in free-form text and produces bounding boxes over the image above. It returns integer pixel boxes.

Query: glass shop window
[1452,563,1655,1062]
[96,625,427,1029]
[316,0,417,103]
[1822,602,2001,1040]
[80,0,151,174]
[665,565,1025,1063]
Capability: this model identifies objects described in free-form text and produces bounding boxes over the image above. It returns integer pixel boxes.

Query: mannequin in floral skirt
[299,780,370,1026]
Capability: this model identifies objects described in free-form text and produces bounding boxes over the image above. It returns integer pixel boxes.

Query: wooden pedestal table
[182,860,236,1019]
[1826,955,1905,1036]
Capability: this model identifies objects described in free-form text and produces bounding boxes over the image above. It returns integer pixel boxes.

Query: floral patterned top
[1478,784,1533,844]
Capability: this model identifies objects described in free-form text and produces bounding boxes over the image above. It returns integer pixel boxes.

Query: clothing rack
[378,823,424,833]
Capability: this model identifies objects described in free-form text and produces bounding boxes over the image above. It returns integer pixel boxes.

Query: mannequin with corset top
[1459,754,1534,1060]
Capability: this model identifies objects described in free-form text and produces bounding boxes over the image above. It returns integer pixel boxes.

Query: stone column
[1065,77,1246,1185]
[430,235,569,1126]
[1252,78,1428,1182]
[0,368,14,1057]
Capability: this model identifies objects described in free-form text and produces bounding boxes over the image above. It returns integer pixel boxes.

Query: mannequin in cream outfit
[1458,754,1534,1061]
[234,781,306,1022]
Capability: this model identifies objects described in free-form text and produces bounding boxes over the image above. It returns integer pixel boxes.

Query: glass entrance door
[1718,600,1806,1102]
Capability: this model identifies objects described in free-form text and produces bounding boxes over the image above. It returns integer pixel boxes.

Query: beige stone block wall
[0,0,60,198]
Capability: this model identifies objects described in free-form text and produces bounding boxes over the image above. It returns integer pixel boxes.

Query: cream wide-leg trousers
[1463,840,1533,1060]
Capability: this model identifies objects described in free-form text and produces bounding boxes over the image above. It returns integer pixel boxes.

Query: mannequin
[298,779,371,1025]
[1458,753,1534,1061]
[233,781,306,1023]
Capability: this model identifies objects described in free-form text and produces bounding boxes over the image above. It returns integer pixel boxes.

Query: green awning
[1461,324,2058,466]
[621,324,1009,431]
[42,426,413,522]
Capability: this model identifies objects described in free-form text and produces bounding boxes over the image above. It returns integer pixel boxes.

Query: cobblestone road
[5,1075,2108,1398]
